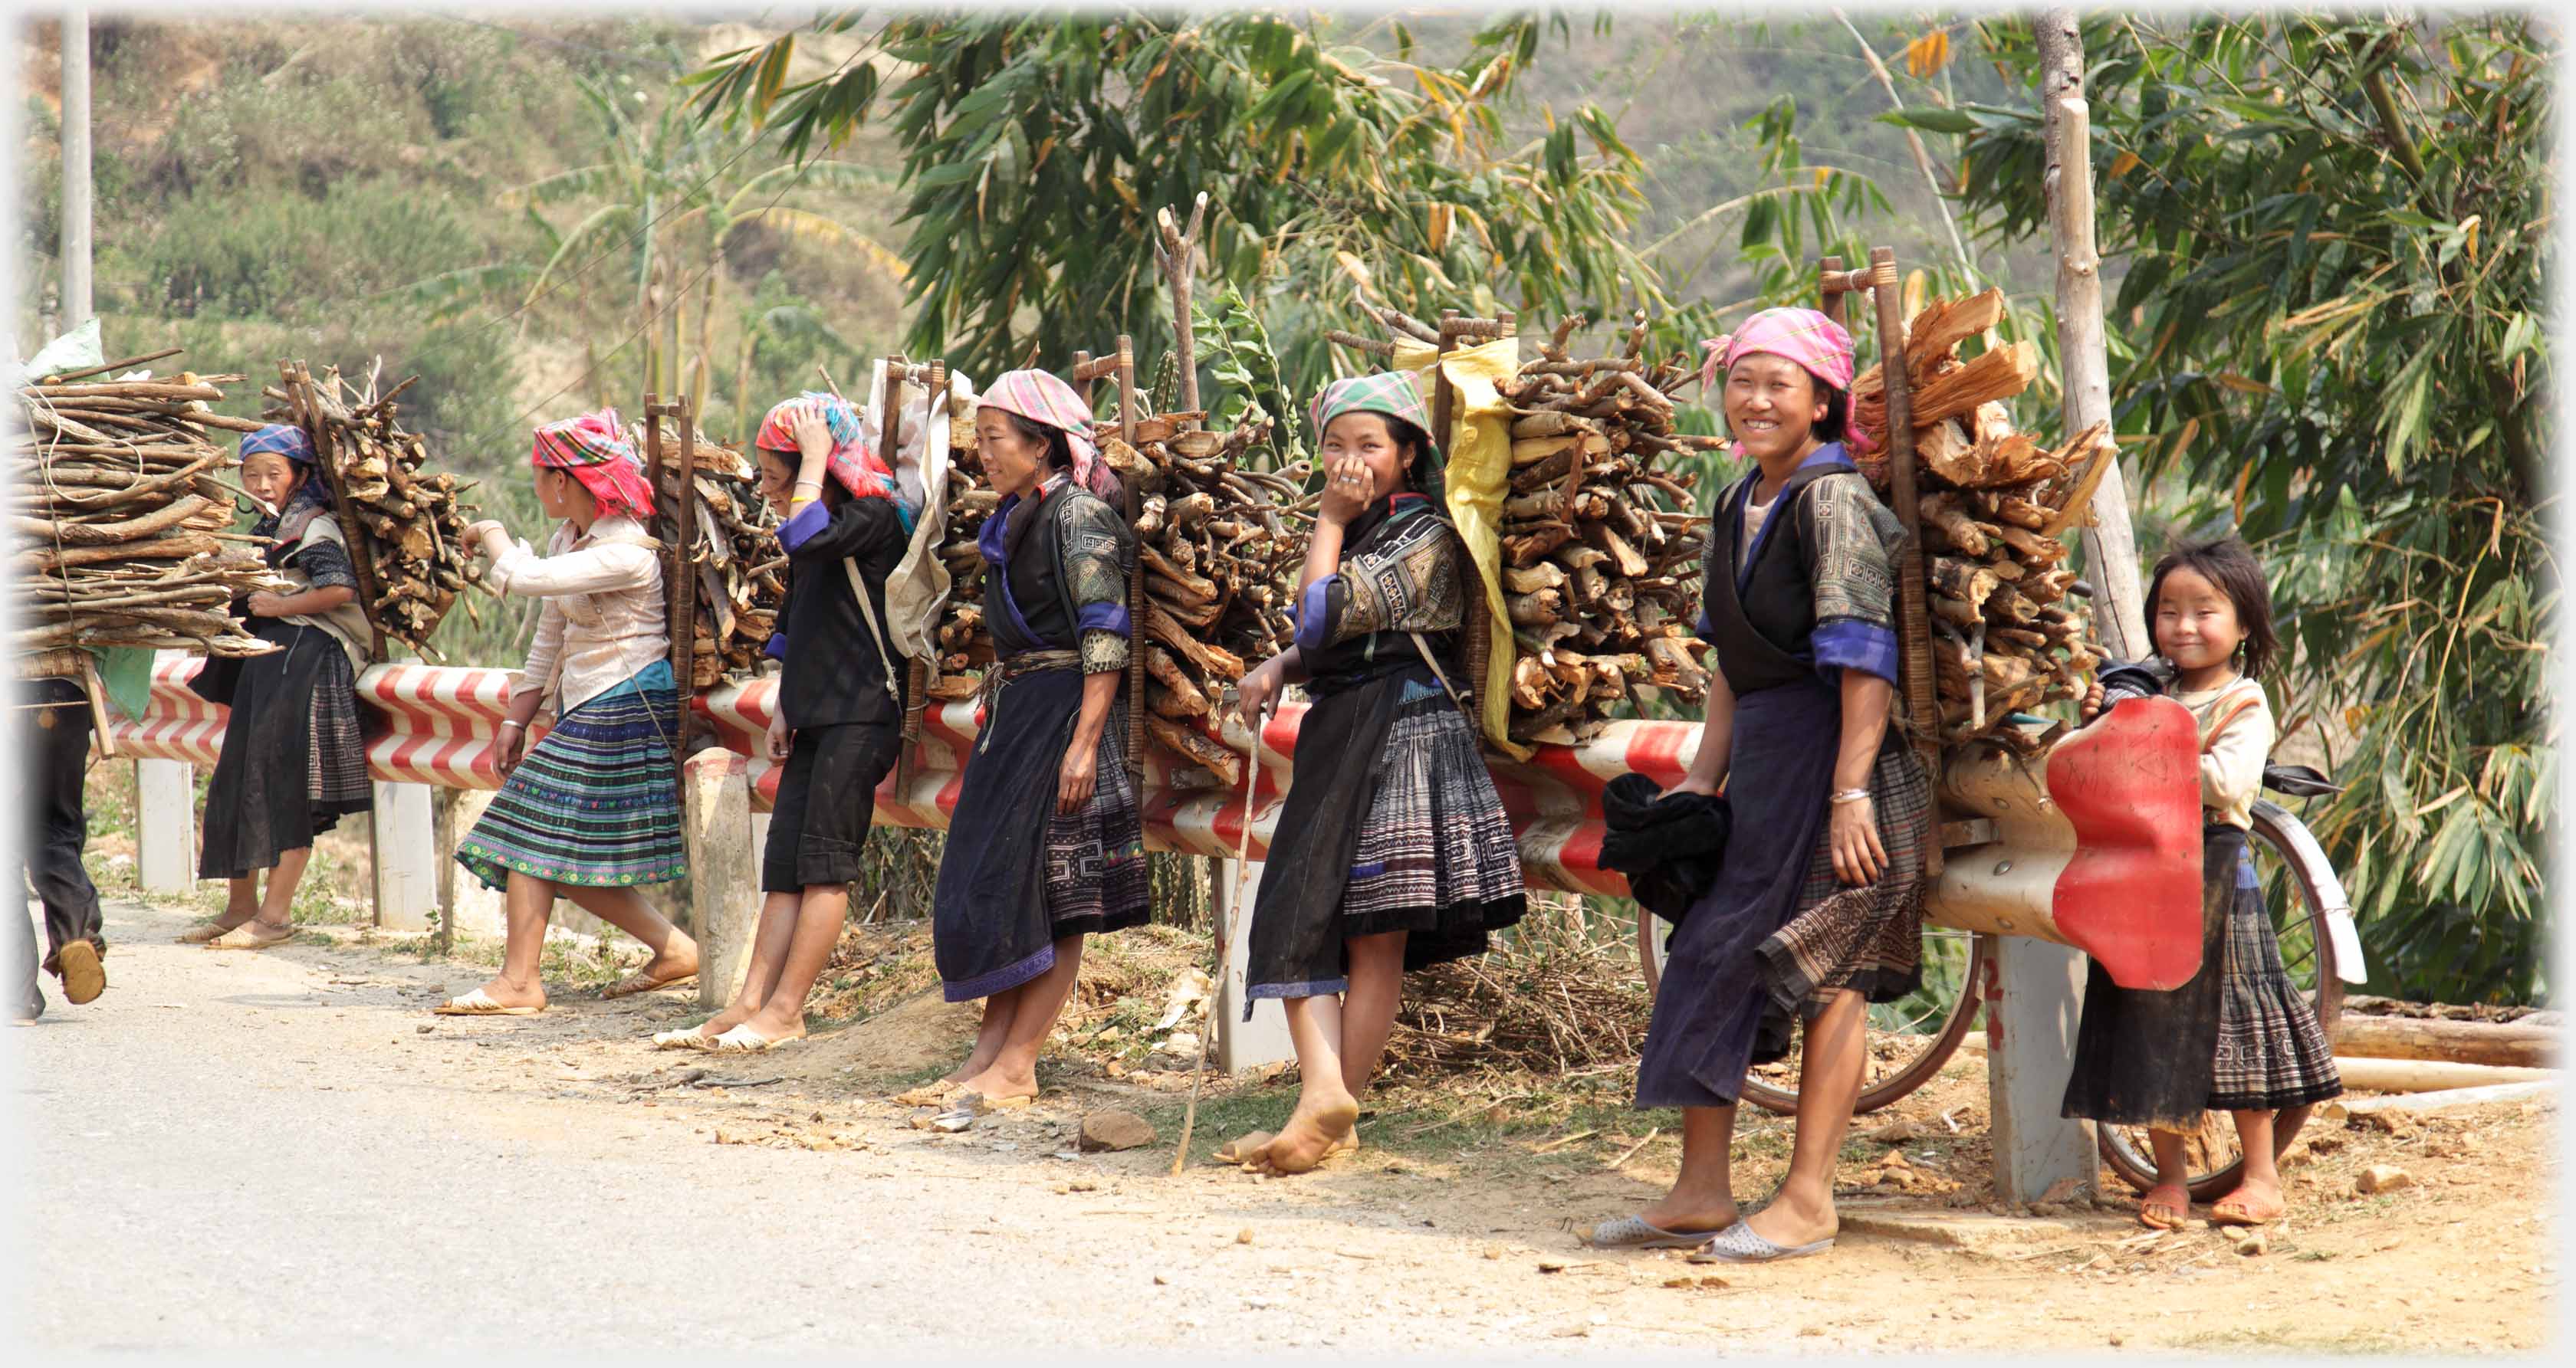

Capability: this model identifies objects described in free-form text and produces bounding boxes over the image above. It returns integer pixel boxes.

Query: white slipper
[432,988,544,1016]
[651,1028,713,1051]
[708,1024,801,1053]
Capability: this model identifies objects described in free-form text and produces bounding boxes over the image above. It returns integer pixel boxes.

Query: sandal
[176,917,253,945]
[207,921,296,950]
[707,1025,803,1054]
[1581,1213,1733,1250]
[601,965,696,1000]
[432,988,544,1017]
[56,940,105,1005]
[2210,1192,2285,1227]
[1686,1219,1835,1265]
[892,1081,972,1107]
[2138,1183,2191,1230]
[957,1090,1034,1113]
[651,1028,715,1051]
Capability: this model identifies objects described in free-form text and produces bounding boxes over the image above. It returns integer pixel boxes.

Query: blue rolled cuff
[1290,575,1339,654]
[762,632,787,661]
[1076,600,1131,638]
[1812,619,1901,686]
[777,500,831,553]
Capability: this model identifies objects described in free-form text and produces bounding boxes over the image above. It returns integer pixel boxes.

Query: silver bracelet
[1829,788,1872,805]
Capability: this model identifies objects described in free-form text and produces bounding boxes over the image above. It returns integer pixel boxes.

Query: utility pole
[61,8,94,328]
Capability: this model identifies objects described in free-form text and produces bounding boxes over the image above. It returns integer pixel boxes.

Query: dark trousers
[15,678,105,1012]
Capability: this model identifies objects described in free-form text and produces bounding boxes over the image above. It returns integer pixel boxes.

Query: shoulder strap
[1406,632,1474,720]
[842,558,905,704]
[2200,690,2263,753]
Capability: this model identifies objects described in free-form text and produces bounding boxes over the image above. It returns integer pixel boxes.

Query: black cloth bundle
[1598,772,1730,927]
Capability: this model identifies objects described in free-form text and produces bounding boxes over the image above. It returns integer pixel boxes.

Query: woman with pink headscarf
[1579,308,1931,1263]
[436,409,700,1015]
[911,369,1144,1109]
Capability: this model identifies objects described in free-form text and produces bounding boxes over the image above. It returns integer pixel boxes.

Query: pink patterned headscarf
[1698,306,1873,457]
[978,368,1120,501]
[754,391,894,504]
[531,408,656,520]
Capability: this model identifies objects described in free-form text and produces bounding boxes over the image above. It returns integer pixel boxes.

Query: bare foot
[1254,1094,1360,1175]
[957,1064,1038,1105]
[1743,1188,1837,1249]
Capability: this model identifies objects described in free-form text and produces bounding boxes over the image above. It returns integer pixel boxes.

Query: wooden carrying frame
[1070,340,1147,773]
[640,393,700,789]
[872,353,951,788]
[1819,250,1944,876]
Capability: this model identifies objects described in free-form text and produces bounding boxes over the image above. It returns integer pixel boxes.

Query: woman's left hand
[1056,738,1098,816]
[245,591,288,618]
[1829,792,1888,886]
[791,403,836,462]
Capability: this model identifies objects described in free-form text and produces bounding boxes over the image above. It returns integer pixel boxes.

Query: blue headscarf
[240,423,333,539]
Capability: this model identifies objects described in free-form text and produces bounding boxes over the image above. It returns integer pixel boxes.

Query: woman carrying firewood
[1581,308,1931,1262]
[1224,373,1528,1175]
[652,393,915,1054]
[181,425,373,950]
[438,410,699,1015]
[913,369,1145,1106]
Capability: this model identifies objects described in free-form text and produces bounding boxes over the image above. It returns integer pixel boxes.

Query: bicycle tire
[1638,914,1986,1116]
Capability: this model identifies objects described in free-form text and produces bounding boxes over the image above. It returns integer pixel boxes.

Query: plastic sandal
[432,988,544,1016]
[1686,1219,1836,1264]
[601,966,696,999]
[707,1024,803,1054]
[207,921,296,950]
[1581,1214,1730,1250]
[651,1028,714,1051]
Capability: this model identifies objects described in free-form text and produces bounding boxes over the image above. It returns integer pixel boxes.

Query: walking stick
[1171,696,1265,1176]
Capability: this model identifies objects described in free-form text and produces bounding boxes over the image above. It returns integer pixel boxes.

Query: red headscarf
[531,409,656,520]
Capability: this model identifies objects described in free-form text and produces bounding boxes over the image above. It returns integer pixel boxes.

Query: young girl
[653,393,914,1052]
[916,369,1145,1107]
[2062,536,2342,1228]
[182,425,374,949]
[1227,373,1527,1175]
[439,410,699,1015]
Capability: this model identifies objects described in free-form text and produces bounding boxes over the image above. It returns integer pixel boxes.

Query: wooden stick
[1869,248,1943,874]
[2331,1056,2552,1094]
[2332,1012,2558,1068]
[1174,699,1263,1178]
[2319,1081,2554,1121]
[286,361,391,663]
[1116,334,1148,773]
[38,346,183,385]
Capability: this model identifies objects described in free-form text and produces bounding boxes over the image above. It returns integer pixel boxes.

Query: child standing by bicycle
[2061,536,2342,1229]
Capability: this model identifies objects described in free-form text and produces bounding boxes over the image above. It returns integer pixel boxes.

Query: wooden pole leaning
[1865,247,1945,878]
[1114,335,1148,777]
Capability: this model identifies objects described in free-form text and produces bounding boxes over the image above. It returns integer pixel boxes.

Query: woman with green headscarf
[1225,372,1527,1175]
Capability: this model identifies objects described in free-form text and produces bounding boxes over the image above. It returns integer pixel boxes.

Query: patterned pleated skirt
[454,661,688,892]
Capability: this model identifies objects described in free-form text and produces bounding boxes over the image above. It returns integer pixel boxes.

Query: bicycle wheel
[2097,803,2347,1198]
[1637,915,1986,1115]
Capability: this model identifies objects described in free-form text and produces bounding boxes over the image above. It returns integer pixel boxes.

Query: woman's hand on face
[1829,793,1888,886]
[245,591,288,618]
[1319,451,1373,524]
[765,712,792,763]
[2078,681,2105,723]
[1056,737,1098,816]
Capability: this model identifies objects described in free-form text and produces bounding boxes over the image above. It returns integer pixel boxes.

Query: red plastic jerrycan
[2045,695,2204,989]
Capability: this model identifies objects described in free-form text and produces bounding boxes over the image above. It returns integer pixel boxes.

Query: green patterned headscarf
[1309,372,1442,497]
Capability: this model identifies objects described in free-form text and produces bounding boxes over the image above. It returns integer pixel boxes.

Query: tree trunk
[2038,10,2147,662]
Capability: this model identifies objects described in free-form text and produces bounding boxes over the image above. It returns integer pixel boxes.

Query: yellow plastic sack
[1432,336,1529,760]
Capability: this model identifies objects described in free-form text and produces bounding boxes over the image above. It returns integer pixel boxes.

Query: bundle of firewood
[1851,289,2118,746]
[641,420,782,692]
[14,357,283,666]
[924,405,1309,786]
[1493,313,1719,746]
[1100,412,1311,786]
[262,362,476,659]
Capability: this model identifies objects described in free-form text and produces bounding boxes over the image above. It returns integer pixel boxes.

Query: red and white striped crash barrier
[95,658,2204,984]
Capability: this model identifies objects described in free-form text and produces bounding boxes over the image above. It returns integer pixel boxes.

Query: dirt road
[12,899,2558,1354]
